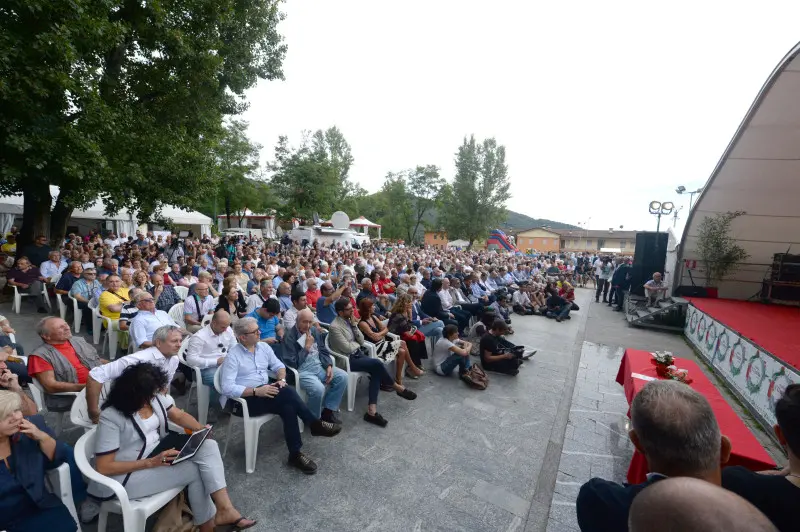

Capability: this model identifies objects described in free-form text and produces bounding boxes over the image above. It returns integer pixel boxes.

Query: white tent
[349,216,382,239]
[0,187,211,238]
[675,41,800,299]
[448,239,470,248]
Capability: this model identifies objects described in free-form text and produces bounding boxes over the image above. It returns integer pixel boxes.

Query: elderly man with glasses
[185,310,236,413]
[130,291,185,349]
[219,317,341,475]
[69,267,102,336]
[183,282,216,333]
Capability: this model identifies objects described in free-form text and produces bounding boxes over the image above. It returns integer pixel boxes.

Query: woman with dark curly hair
[89,363,255,531]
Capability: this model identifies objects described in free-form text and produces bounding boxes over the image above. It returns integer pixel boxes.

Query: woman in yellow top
[98,274,130,351]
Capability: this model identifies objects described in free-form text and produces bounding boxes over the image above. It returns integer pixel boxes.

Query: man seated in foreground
[479,319,529,376]
[577,380,732,532]
[219,317,341,475]
[721,383,800,532]
[281,309,346,423]
[28,317,106,412]
[185,310,236,415]
[628,477,777,532]
[86,325,183,423]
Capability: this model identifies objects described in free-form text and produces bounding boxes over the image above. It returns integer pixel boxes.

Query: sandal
[215,517,257,531]
[404,369,421,379]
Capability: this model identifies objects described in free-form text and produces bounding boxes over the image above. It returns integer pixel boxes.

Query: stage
[685,297,800,432]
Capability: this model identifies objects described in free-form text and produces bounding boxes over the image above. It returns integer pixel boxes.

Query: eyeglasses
[217,343,227,353]
[243,329,260,336]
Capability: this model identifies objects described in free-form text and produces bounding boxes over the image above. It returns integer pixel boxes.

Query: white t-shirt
[593,259,603,277]
[432,338,457,369]
[135,410,162,456]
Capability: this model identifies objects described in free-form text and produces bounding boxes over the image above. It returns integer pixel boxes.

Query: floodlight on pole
[676,185,703,210]
[649,201,674,232]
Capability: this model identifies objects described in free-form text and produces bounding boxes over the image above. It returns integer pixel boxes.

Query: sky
[243,0,800,235]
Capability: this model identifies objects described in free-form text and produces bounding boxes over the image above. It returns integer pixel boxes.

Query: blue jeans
[437,353,471,376]
[349,355,394,405]
[200,367,220,405]
[419,320,444,341]
[298,360,347,418]
[62,444,88,505]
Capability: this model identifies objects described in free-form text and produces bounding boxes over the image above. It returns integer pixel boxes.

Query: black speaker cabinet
[629,232,669,296]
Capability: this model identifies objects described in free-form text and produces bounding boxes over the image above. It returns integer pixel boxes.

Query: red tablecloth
[616,348,775,484]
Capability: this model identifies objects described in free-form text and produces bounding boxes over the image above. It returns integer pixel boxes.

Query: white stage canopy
[676,42,800,299]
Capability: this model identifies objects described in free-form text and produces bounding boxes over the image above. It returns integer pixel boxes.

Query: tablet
[171,427,212,465]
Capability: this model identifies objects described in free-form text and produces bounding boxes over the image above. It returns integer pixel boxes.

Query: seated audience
[283,290,308,330]
[358,297,422,384]
[315,282,346,325]
[558,281,580,311]
[420,279,461,334]
[130,292,182,349]
[479,319,524,376]
[247,298,284,346]
[40,250,67,282]
[150,272,181,312]
[387,294,428,372]
[89,363,256,531]
[183,282,215,333]
[328,298,417,427]
[433,324,473,380]
[245,279,275,314]
[117,286,141,332]
[185,310,236,411]
[304,278,322,309]
[68,268,102,335]
[87,325,183,423]
[629,477,777,532]
[407,287,444,343]
[721,383,800,532]
[0,360,37,415]
[545,286,572,322]
[215,281,247,322]
[0,390,83,532]
[28,317,106,412]
[576,379,732,532]
[281,309,347,422]
[7,256,48,313]
[219,317,341,474]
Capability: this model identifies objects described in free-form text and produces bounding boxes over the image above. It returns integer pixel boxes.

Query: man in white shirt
[86,325,182,423]
[185,310,236,408]
[183,282,215,333]
[283,291,308,330]
[246,279,276,313]
[129,291,184,349]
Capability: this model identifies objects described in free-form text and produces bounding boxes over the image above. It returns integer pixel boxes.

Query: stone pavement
[1,286,784,532]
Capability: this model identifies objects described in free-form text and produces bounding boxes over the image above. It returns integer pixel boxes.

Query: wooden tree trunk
[18,178,51,253]
[49,193,74,247]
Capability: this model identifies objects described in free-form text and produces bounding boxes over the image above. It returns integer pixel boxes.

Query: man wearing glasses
[130,292,185,349]
[220,317,341,475]
[68,267,102,336]
[186,310,236,411]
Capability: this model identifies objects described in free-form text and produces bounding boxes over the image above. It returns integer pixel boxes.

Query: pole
[689,192,695,211]
[656,213,661,232]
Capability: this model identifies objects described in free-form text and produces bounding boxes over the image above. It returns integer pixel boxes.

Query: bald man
[281,308,347,424]
[629,477,777,532]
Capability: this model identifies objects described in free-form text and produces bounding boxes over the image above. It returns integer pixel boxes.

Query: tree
[0,1,287,248]
[695,211,750,287]
[440,135,510,248]
[406,165,445,241]
[268,127,358,220]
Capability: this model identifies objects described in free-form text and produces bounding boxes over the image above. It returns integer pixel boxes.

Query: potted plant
[694,211,750,298]
[651,351,675,377]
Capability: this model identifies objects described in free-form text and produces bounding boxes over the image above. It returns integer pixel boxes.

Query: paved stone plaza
[1,287,783,531]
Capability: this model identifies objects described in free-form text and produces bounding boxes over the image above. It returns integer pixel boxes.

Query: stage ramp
[624,293,689,332]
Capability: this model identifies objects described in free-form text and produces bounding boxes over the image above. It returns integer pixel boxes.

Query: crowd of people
[0,227,792,531]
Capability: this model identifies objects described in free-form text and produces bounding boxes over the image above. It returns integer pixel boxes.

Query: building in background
[424,231,448,249]
[552,228,637,254]
[514,228,561,253]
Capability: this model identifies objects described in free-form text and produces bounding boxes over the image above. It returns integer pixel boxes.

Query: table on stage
[615,348,776,484]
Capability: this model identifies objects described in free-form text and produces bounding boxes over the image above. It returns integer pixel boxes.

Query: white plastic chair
[89,300,103,345]
[325,335,369,412]
[168,302,185,329]
[11,284,36,314]
[70,382,112,432]
[44,273,61,312]
[99,315,121,359]
[214,368,276,474]
[29,378,79,434]
[176,337,210,425]
[74,428,183,532]
[174,286,188,300]
[127,325,138,354]
[56,291,69,320]
[46,462,82,532]
[69,295,83,333]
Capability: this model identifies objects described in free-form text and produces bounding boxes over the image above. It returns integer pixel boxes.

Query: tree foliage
[0,0,286,246]
[440,135,510,247]
[268,126,360,221]
[695,211,750,287]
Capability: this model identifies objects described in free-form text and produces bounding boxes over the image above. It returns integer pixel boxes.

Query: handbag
[153,490,198,532]
[462,365,489,390]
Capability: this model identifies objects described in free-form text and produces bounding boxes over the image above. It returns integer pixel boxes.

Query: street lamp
[676,186,703,210]
[649,201,674,232]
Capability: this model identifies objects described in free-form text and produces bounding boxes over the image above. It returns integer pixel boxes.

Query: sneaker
[288,452,318,475]
[79,498,101,523]
[522,350,537,360]
[396,388,417,400]
[321,408,342,425]
[309,419,341,437]
[363,412,388,427]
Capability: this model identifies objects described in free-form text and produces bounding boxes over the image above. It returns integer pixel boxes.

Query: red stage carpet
[687,298,800,370]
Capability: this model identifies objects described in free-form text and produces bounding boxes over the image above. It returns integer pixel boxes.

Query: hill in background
[501,210,579,232]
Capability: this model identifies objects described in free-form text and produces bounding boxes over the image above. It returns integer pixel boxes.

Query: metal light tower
[649,201,674,232]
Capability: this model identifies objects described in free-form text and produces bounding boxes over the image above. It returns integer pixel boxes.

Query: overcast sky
[243,0,800,235]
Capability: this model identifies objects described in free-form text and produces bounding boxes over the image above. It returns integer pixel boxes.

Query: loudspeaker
[629,232,668,296]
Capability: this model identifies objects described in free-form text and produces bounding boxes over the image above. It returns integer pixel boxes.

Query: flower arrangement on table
[650,351,692,384]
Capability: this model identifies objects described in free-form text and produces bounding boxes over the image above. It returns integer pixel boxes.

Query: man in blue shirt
[246,298,283,351]
[219,317,341,474]
[315,282,345,325]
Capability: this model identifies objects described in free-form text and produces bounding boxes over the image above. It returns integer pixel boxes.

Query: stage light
[661,202,674,213]
[649,200,673,231]
[676,185,686,194]
[649,201,662,213]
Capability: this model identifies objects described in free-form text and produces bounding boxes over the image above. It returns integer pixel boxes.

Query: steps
[625,293,688,331]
